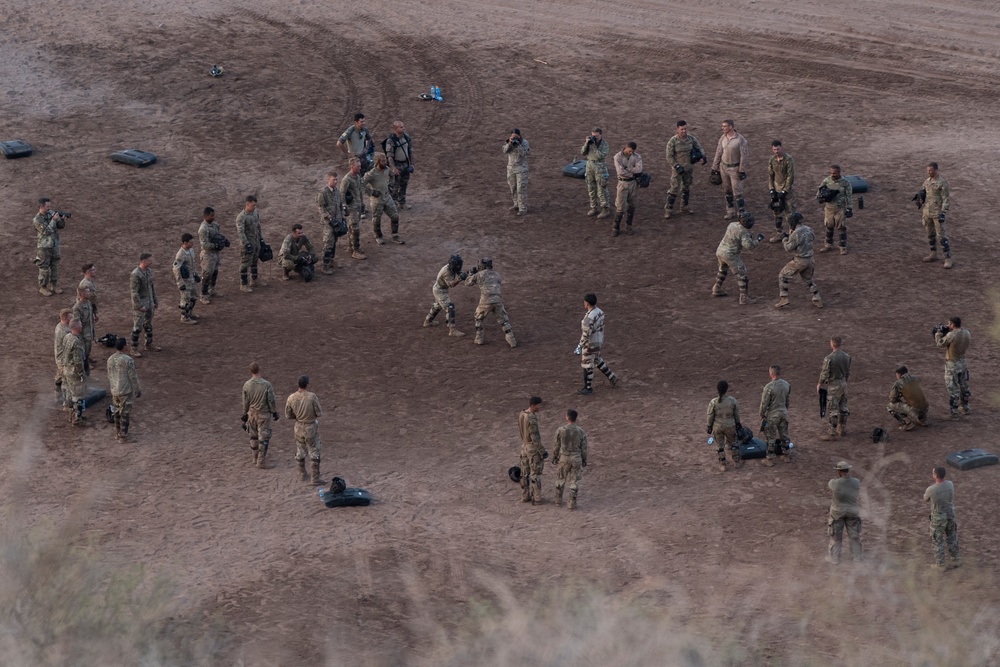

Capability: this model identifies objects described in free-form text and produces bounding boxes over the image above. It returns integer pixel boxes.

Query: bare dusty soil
[3,0,1000,663]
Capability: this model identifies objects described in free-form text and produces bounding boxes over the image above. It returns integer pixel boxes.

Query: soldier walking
[887,365,929,430]
[816,165,853,254]
[339,158,367,260]
[129,253,159,356]
[710,120,749,221]
[924,466,960,570]
[504,128,530,216]
[423,254,466,337]
[612,142,643,236]
[107,337,141,442]
[713,211,764,305]
[707,380,742,471]
[664,120,706,219]
[581,127,611,218]
[33,197,68,296]
[363,154,405,245]
[774,212,823,309]
[818,336,852,440]
[464,257,517,348]
[173,233,201,324]
[236,195,267,292]
[198,207,228,303]
[827,461,863,564]
[284,375,326,484]
[576,293,619,394]
[518,396,545,504]
[767,140,798,241]
[759,365,791,465]
[241,362,279,469]
[553,409,589,510]
[934,316,971,419]
[317,172,343,274]
[917,162,954,269]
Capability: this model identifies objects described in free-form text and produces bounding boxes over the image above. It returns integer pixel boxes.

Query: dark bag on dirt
[0,140,33,158]
[637,172,652,188]
[319,487,372,507]
[946,449,999,471]
[562,159,587,179]
[844,174,868,193]
[258,240,273,262]
[111,149,157,167]
[739,437,768,460]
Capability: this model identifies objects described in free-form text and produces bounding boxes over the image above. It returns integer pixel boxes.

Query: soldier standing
[241,362,279,469]
[464,257,517,348]
[759,365,791,465]
[710,119,750,221]
[33,197,68,297]
[72,285,96,373]
[707,380,742,472]
[818,336,852,440]
[924,466,960,570]
[236,195,266,292]
[198,207,228,304]
[581,127,611,218]
[612,142,643,236]
[774,212,823,309]
[887,365,929,430]
[934,316,971,419]
[173,233,200,324]
[816,164,853,254]
[664,120,706,219]
[827,461,863,565]
[79,263,100,322]
[279,224,317,282]
[284,374,326,484]
[61,319,87,425]
[423,254,466,337]
[363,154,405,245]
[53,308,72,407]
[129,252,159,357]
[107,337,141,442]
[552,409,589,510]
[767,140,798,241]
[337,112,375,174]
[918,162,954,269]
[339,158,367,260]
[576,293,619,394]
[386,120,414,209]
[517,396,545,505]
[317,172,343,274]
[713,211,764,305]
[504,128,530,216]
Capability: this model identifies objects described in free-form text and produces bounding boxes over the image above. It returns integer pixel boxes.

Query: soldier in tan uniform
[581,127,611,218]
[79,263,100,322]
[887,366,929,430]
[767,140,798,241]
[61,319,87,425]
[518,396,545,504]
[33,197,68,297]
[198,207,229,304]
[72,285,96,373]
[464,258,517,348]
[504,128,530,216]
[707,380,742,471]
[924,466,960,570]
[818,336,852,440]
[576,293,619,394]
[107,337,141,441]
[317,172,343,274]
[279,224,317,282]
[53,309,72,406]
[129,253,159,356]
[827,461,863,564]
[816,164,853,255]
[386,120,414,209]
[774,213,823,309]
[552,409,589,510]
[710,120,750,221]
[173,233,201,324]
[339,158,367,260]
[612,142,643,236]
[423,254,466,337]
[236,195,267,292]
[935,316,971,419]
[241,362,279,468]
[362,154,405,245]
[664,120,706,219]
[284,374,326,485]
[759,365,791,465]
[713,211,764,305]
[918,162,954,269]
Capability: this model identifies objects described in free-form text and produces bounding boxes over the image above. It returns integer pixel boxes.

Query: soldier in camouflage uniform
[612,142,643,236]
[279,224,317,282]
[774,213,823,309]
[285,374,326,484]
[339,158,367,260]
[576,293,619,394]
[710,120,750,221]
[363,154,405,245]
[553,409,589,510]
[424,254,466,337]
[386,121,414,209]
[935,316,971,419]
[517,396,545,504]
[918,162,954,269]
[707,380,742,471]
[887,365,929,430]
[129,253,159,357]
[241,362,279,469]
[337,113,375,174]
[61,319,87,425]
[759,365,791,465]
[173,233,201,324]
[818,336,852,440]
[236,195,267,292]
[816,164,853,255]
[53,308,72,407]
[72,285,96,373]
[464,257,517,348]
[827,461,863,565]
[317,172,343,274]
[198,207,228,304]
[33,197,69,297]
[664,120,706,219]
[767,140,798,241]
[924,466,960,570]
[107,337,141,441]
[713,211,764,305]
[504,128,530,216]
[79,263,99,322]
[581,127,611,218]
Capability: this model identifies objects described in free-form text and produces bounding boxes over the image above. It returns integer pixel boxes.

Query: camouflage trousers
[778,257,820,301]
[34,247,60,288]
[888,401,926,425]
[54,363,66,405]
[131,308,154,345]
[369,195,400,239]
[930,514,959,565]
[507,168,529,213]
[346,207,362,252]
[474,301,514,342]
[823,205,848,249]
[944,359,970,411]
[519,445,544,502]
[321,227,338,264]
[825,381,849,426]
[391,168,411,206]
[828,514,863,563]
[586,161,609,209]
[200,250,221,284]
[763,412,789,458]
[716,253,749,295]
[112,392,134,422]
[63,370,86,421]
[712,425,739,463]
[293,421,322,462]
[922,210,950,255]
[668,167,693,197]
[428,286,456,326]
[178,279,197,311]
[615,179,639,214]
[555,454,583,494]
[239,243,260,272]
[772,189,798,231]
[247,410,272,447]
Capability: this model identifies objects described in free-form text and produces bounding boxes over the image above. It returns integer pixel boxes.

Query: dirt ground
[3,0,1000,663]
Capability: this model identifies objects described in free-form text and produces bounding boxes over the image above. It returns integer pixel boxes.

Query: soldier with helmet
[827,460,863,564]
[424,254,467,337]
[774,212,823,309]
[712,210,764,305]
[464,257,517,348]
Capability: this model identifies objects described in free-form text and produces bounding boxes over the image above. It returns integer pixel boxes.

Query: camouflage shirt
[554,423,588,462]
[783,224,815,260]
[72,299,95,342]
[242,376,276,415]
[581,137,610,163]
[716,221,760,257]
[924,481,955,519]
[768,153,795,191]
[707,395,740,430]
[922,175,950,214]
[279,234,316,263]
[465,268,503,305]
[935,328,970,362]
[107,351,140,396]
[889,373,928,411]
[236,209,262,247]
[317,185,342,221]
[818,176,853,210]
[173,246,199,284]
[665,134,704,170]
[54,321,71,365]
[434,264,459,291]
[518,409,542,448]
[759,379,790,418]
[820,350,852,385]
[828,477,861,519]
[61,333,86,376]
[199,219,226,252]
[79,277,98,317]
[503,138,530,171]
[129,266,157,311]
[33,211,61,249]
[285,390,322,423]
[340,173,365,212]
[362,167,394,202]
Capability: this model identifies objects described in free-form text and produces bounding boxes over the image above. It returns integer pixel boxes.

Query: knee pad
[941,238,951,253]
[143,322,153,334]
[736,197,746,211]
[446,302,456,322]
[725,194,735,207]
[323,249,333,263]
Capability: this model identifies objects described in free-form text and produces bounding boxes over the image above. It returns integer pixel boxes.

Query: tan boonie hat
[835,461,851,471]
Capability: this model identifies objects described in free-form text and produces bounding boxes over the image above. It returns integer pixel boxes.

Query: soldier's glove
[938,212,946,224]
[845,208,853,218]
[179,264,190,280]
[542,450,549,460]
[700,156,708,165]
[582,458,587,467]
[760,419,767,431]
[707,426,713,435]
[179,285,186,292]
[586,136,594,145]
[241,413,249,423]
[272,412,280,421]
[781,232,789,240]
[468,266,479,276]
[458,271,468,281]
[739,171,747,181]
[574,345,582,355]
[673,163,684,174]
[136,391,142,399]
[244,243,253,253]
[770,189,780,202]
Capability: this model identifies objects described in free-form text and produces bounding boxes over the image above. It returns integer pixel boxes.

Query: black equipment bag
[319,487,372,507]
[1,140,33,158]
[739,437,768,460]
[258,240,273,262]
[946,449,999,471]
[82,388,107,409]
[844,175,869,193]
[562,159,587,179]
[111,149,157,167]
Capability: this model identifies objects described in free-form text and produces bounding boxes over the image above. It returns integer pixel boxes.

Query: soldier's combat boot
[321,262,333,275]
[49,283,64,295]
[199,294,211,305]
[812,296,824,308]
[566,490,577,510]
[392,234,405,245]
[143,338,162,353]
[923,252,939,262]
[474,330,485,345]
[130,342,142,358]
[256,441,268,469]
[724,194,735,220]
[505,332,518,348]
[774,296,790,309]
[448,326,465,337]
[625,208,635,234]
[587,206,599,217]
[576,369,594,395]
[820,228,835,253]
[554,487,564,506]
[310,459,326,486]
[251,444,259,465]
[520,483,532,503]
[298,458,308,482]
[711,281,727,298]
[819,422,837,441]
[943,257,954,269]
[39,285,54,297]
[596,206,610,219]
[612,212,623,237]
[681,192,692,214]
[423,317,439,328]
[351,250,367,260]
[119,417,130,442]
[664,194,676,219]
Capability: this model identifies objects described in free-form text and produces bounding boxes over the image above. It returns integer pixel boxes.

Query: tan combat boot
[474,331,485,345]
[774,296,790,309]
[321,263,334,275]
[240,284,253,293]
[129,343,142,358]
[664,208,673,219]
[923,252,939,263]
[520,484,532,503]
[505,333,518,348]
[943,258,954,269]
[819,423,837,441]
[596,207,610,219]
[554,487,563,506]
[566,491,577,510]
[298,459,308,482]
[310,459,326,486]
[448,327,465,337]
[351,250,367,260]
[251,447,259,465]
[839,246,848,255]
[819,244,834,253]
[256,447,267,469]
[39,285,54,297]
[812,297,824,308]
[49,283,64,295]
[587,207,599,217]
[392,234,405,245]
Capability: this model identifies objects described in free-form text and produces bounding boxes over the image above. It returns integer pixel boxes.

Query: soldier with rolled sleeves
[53,308,72,406]
[363,154,405,245]
[816,164,853,255]
[61,318,87,425]
[33,197,69,297]
[918,162,954,269]
[241,362,279,469]
[173,233,201,325]
[664,120,706,219]
[759,365,791,466]
[129,252,159,357]
[581,127,611,218]
[423,254,466,337]
[553,409,589,510]
[107,337,141,442]
[887,365,929,430]
[612,142,643,236]
[518,396,545,504]
[236,195,267,292]
[774,212,823,309]
[317,171,344,274]
[79,263,100,321]
[386,120,414,210]
[707,380,742,472]
[818,336,852,440]
[464,257,517,348]
[827,461,863,565]
[711,119,750,221]
[576,293,619,394]
[339,157,367,260]
[504,128,530,216]
[198,207,229,304]
[767,140,798,242]
[924,466,960,570]
[279,224,317,282]
[72,285,96,373]
[713,211,764,305]
[934,316,971,419]
[284,374,326,484]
